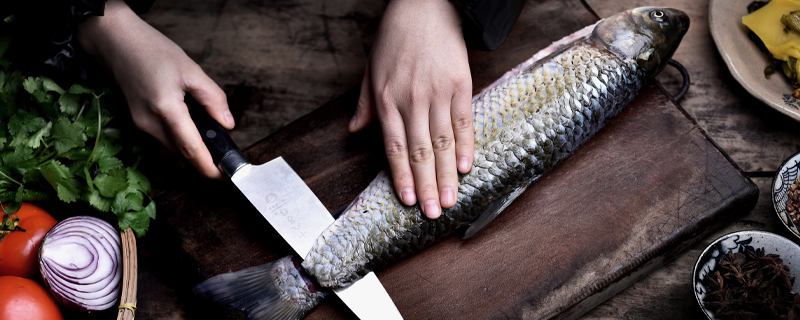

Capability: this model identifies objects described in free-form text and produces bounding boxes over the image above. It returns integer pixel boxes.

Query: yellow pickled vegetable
[743,0,800,62]
[744,0,800,88]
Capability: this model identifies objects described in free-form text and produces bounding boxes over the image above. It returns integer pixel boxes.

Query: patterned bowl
[693,230,800,320]
[774,151,800,239]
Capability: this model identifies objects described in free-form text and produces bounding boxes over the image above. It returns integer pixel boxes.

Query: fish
[193,6,690,319]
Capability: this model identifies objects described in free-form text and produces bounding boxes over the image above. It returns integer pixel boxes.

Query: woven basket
[116,228,137,320]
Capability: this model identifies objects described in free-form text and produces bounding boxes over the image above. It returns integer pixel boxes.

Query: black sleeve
[0,0,154,85]
[454,0,525,51]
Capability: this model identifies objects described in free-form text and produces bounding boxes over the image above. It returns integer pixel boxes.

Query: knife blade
[187,98,403,319]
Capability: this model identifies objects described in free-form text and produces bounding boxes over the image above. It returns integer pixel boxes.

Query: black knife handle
[186,96,250,177]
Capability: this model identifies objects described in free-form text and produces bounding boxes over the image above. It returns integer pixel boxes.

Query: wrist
[76,0,139,62]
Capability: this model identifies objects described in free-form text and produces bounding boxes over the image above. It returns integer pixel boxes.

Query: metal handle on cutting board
[187,96,250,177]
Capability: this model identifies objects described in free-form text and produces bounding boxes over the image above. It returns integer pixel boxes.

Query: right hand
[76,0,233,179]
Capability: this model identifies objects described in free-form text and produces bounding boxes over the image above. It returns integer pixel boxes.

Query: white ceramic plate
[693,230,800,320]
[709,0,800,122]
[773,151,800,238]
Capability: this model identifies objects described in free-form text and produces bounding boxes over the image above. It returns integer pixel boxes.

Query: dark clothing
[0,0,153,86]
[454,0,525,51]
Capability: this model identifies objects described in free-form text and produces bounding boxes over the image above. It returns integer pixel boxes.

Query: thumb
[350,65,377,133]
[184,67,235,130]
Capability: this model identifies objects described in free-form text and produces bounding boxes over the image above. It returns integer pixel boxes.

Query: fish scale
[194,8,689,319]
[302,41,645,288]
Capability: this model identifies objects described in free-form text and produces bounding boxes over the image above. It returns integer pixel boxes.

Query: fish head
[591,7,690,78]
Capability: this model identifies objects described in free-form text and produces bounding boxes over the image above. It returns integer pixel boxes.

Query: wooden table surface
[130,0,800,319]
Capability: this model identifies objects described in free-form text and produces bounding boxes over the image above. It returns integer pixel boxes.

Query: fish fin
[193,256,329,320]
[463,184,530,240]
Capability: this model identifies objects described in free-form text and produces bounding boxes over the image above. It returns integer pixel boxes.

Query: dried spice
[788,177,800,225]
[703,246,800,320]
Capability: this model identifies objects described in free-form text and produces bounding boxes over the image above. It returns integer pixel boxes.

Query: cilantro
[8,109,43,135]
[93,168,127,198]
[25,121,51,149]
[41,77,65,95]
[51,117,86,154]
[67,84,94,95]
[57,93,80,115]
[0,41,156,236]
[85,189,112,212]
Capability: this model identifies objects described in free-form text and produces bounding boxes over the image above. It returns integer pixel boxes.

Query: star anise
[787,177,800,225]
[702,246,800,319]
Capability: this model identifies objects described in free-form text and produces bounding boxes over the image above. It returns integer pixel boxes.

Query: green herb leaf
[21,77,41,94]
[56,179,81,203]
[85,189,112,212]
[98,156,123,173]
[25,121,51,149]
[93,167,127,198]
[143,201,156,219]
[1,146,35,176]
[112,188,144,213]
[51,117,86,154]
[67,84,94,95]
[40,160,80,203]
[41,77,65,95]
[57,93,80,115]
[116,209,150,237]
[127,167,151,194]
[8,108,43,135]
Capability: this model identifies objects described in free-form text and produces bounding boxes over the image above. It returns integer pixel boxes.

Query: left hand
[348,0,474,219]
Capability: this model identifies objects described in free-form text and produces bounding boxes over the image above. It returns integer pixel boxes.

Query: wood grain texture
[124,0,800,319]
[576,1,800,318]
[149,81,757,320]
[141,0,384,149]
[585,0,800,173]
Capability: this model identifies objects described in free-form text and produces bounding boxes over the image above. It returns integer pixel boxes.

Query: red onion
[38,216,122,312]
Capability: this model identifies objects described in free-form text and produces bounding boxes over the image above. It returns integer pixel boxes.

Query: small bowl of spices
[774,151,800,238]
[693,230,800,320]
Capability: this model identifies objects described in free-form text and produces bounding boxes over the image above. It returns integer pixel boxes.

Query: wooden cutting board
[146,1,758,319]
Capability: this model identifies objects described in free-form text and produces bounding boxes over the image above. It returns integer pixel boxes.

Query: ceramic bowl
[774,151,800,238]
[709,0,800,122]
[693,230,800,319]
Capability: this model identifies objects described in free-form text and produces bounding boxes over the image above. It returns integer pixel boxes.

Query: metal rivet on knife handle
[187,96,251,177]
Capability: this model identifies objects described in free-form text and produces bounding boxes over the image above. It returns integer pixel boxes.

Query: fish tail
[193,256,329,320]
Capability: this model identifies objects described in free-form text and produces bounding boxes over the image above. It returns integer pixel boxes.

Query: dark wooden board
[138,1,758,319]
[150,82,757,320]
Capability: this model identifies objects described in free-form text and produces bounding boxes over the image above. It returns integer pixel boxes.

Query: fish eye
[650,10,666,21]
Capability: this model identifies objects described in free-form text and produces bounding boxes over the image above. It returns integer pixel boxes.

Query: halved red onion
[38,216,122,312]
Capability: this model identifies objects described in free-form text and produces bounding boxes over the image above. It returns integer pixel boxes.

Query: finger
[350,65,377,133]
[402,105,440,219]
[129,108,176,151]
[378,104,416,207]
[183,66,235,130]
[160,101,223,180]
[430,100,458,209]
[451,81,474,174]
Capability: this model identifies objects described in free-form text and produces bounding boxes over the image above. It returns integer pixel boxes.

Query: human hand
[76,0,233,180]
[349,0,474,219]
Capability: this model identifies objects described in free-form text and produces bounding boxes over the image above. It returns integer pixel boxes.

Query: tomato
[0,276,63,320]
[0,203,57,279]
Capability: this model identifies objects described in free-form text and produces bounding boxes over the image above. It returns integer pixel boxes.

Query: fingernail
[348,114,358,130]
[424,200,440,218]
[440,187,454,206]
[401,188,416,205]
[224,110,235,127]
[458,157,471,173]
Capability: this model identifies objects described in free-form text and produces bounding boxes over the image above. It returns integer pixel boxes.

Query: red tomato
[0,203,57,279]
[0,276,63,320]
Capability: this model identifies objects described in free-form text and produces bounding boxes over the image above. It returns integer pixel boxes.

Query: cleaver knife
[187,98,403,320]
